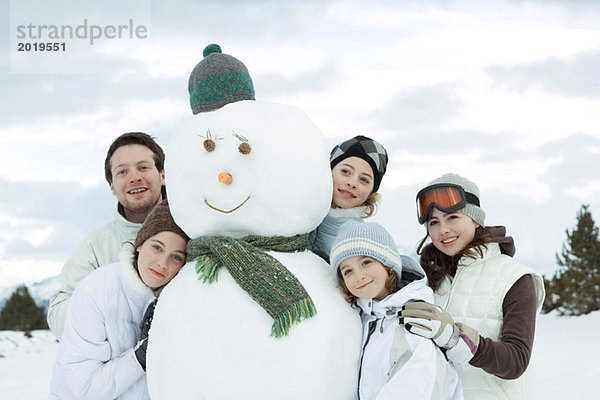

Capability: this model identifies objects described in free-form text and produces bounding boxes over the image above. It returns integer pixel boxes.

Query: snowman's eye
[197,129,221,152]
[238,142,251,155]
[232,130,251,155]
[204,139,215,152]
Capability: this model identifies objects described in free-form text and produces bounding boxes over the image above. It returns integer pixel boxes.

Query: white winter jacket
[356,262,463,400]
[49,245,155,400]
[435,242,545,400]
[48,208,142,339]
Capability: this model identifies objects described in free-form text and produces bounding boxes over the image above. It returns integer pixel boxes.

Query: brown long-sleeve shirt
[469,274,537,379]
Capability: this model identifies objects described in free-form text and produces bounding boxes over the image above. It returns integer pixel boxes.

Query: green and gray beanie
[329,135,388,192]
[188,44,255,114]
[426,173,486,227]
[330,220,402,277]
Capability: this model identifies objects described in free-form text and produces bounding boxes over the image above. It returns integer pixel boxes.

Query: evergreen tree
[543,205,600,315]
[0,285,47,331]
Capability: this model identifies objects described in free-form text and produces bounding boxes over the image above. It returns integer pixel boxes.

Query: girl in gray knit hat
[330,220,463,400]
[50,200,189,399]
[400,173,546,400]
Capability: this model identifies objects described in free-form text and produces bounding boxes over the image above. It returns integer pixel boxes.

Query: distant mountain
[0,275,61,312]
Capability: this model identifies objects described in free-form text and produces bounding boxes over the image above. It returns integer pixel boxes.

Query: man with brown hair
[48,132,166,339]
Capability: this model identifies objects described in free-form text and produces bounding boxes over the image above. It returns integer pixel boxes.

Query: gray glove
[399,301,460,349]
[400,301,481,364]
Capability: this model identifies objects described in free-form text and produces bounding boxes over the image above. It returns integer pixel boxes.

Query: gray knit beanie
[188,44,255,114]
[426,173,485,227]
[329,135,388,192]
[330,220,402,277]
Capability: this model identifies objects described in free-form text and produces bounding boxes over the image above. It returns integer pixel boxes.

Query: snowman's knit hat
[188,44,255,114]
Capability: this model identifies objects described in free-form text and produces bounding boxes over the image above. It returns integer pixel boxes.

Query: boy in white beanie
[331,220,462,400]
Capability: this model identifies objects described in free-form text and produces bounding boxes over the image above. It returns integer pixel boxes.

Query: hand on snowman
[135,299,157,371]
[399,301,480,364]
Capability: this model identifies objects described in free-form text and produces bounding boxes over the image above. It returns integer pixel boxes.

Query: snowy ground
[0,311,594,399]
[0,330,59,398]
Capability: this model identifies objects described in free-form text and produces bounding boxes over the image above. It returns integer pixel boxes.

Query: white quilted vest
[434,243,545,400]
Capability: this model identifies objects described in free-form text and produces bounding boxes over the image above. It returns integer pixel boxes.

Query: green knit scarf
[187,234,317,338]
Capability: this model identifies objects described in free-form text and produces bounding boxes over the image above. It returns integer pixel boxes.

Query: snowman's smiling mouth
[204,196,251,214]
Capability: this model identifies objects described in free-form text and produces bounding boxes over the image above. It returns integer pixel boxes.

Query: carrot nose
[218,172,233,185]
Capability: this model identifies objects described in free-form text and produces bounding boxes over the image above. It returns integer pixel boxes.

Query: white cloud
[0,259,62,286]
[0,98,186,185]
[446,79,600,150]
[566,179,600,202]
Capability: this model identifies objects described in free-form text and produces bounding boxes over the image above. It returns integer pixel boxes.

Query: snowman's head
[166,100,332,239]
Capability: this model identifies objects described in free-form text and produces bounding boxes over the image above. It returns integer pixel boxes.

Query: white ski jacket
[48,208,142,339]
[356,262,463,400]
[49,246,155,400]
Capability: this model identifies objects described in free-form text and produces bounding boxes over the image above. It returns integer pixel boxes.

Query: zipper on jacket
[444,264,466,311]
[357,319,377,400]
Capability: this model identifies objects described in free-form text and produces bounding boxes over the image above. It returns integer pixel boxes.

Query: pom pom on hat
[203,43,222,57]
[188,44,255,114]
[330,220,402,277]
[426,173,486,227]
[134,200,190,250]
[329,135,388,192]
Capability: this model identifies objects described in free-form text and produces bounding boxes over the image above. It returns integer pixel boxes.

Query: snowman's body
[147,100,362,399]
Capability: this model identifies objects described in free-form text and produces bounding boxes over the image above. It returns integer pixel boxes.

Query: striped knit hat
[188,44,255,114]
[329,135,388,192]
[330,220,402,276]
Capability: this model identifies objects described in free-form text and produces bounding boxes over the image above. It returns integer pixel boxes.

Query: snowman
[146,44,362,399]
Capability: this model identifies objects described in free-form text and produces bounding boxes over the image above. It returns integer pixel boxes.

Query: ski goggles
[416,183,480,224]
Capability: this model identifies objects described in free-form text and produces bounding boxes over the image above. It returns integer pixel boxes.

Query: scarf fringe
[189,234,316,338]
[195,256,220,283]
[270,298,318,338]
[195,255,318,338]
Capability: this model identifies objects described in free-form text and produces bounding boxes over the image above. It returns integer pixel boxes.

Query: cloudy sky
[1,0,599,286]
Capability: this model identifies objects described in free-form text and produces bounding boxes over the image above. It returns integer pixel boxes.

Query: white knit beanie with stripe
[330,220,402,277]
